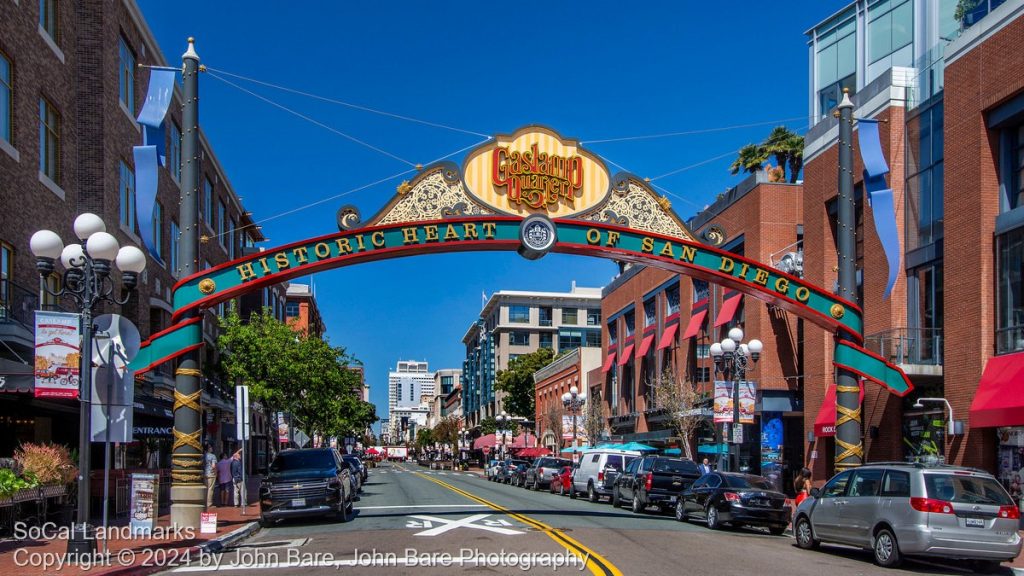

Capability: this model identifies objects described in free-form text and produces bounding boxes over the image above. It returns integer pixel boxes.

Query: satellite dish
[92,314,141,368]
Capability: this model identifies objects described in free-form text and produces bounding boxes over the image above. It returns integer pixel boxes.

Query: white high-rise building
[387,360,434,440]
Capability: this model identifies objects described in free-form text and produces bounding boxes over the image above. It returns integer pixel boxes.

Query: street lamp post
[562,386,587,462]
[709,327,762,473]
[30,214,147,555]
[496,411,510,460]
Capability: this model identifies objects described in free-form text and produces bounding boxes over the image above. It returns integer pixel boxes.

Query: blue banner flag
[133,67,176,259]
[857,119,901,299]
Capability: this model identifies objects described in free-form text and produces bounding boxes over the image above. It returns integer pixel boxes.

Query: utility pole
[170,38,205,529]
[835,88,863,471]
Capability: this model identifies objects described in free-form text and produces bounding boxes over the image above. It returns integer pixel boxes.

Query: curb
[100,521,259,576]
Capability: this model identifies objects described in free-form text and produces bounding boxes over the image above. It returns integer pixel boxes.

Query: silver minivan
[794,462,1021,572]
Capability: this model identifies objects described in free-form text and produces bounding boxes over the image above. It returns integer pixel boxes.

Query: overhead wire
[204,66,491,138]
[582,116,807,144]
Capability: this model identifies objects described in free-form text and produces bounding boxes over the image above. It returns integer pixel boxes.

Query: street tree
[432,415,461,458]
[494,347,554,418]
[541,402,563,450]
[649,369,704,460]
[583,389,606,447]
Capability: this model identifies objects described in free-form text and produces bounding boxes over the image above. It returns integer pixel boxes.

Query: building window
[906,101,944,251]
[39,97,60,183]
[152,201,162,260]
[40,0,58,42]
[286,301,299,317]
[608,321,617,344]
[170,220,180,274]
[217,200,226,247]
[696,344,710,359]
[0,51,11,144]
[814,7,856,118]
[229,218,237,259]
[509,305,530,323]
[585,330,601,347]
[587,308,601,326]
[997,227,1024,354]
[1010,123,1024,211]
[119,160,136,230]
[624,310,635,337]
[0,241,12,312]
[509,331,530,346]
[562,307,578,325]
[559,330,583,351]
[868,0,913,65]
[42,273,60,310]
[693,279,709,303]
[665,285,680,316]
[118,37,135,114]
[169,123,181,181]
[643,299,656,327]
[538,306,552,326]
[539,332,553,349]
[203,178,213,226]
[908,264,943,363]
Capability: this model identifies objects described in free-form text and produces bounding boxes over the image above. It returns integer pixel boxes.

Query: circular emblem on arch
[198,278,216,295]
[830,303,845,319]
[518,214,557,261]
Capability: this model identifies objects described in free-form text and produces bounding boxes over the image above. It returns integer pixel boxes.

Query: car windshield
[924,473,1013,505]
[270,451,335,472]
[652,459,696,474]
[724,475,773,490]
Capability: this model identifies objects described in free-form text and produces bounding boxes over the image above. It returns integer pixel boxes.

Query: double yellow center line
[403,467,622,576]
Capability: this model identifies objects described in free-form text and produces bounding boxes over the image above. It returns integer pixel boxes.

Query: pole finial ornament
[183,37,199,62]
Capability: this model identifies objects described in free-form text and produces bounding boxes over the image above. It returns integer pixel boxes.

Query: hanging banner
[133,67,177,258]
[235,385,250,440]
[713,380,732,423]
[33,311,81,399]
[738,380,756,424]
[857,119,901,299]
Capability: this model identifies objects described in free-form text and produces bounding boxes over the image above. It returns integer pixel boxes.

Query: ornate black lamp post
[496,411,510,460]
[709,327,762,473]
[561,385,587,460]
[30,213,146,555]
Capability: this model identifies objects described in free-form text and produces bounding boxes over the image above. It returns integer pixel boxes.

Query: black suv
[259,448,354,527]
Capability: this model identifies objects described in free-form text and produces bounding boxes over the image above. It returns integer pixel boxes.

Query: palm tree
[785,133,805,183]
[763,126,798,181]
[729,144,769,175]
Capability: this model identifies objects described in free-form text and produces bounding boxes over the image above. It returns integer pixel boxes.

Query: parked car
[490,461,508,482]
[510,462,531,487]
[259,448,354,527]
[550,466,573,495]
[676,472,789,534]
[613,456,702,513]
[525,457,572,491]
[485,459,502,481]
[793,462,1022,571]
[498,460,529,484]
[571,448,642,503]
[339,455,363,494]
[342,454,367,484]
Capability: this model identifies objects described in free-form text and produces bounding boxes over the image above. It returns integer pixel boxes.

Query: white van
[571,449,642,503]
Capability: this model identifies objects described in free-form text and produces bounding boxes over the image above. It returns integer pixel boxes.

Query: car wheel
[768,525,786,536]
[632,495,644,514]
[569,483,577,499]
[675,500,687,522]
[873,527,902,568]
[559,483,565,496]
[706,505,722,530]
[794,516,819,549]
[611,488,620,508]
[258,515,272,529]
[588,483,598,503]
[336,498,349,523]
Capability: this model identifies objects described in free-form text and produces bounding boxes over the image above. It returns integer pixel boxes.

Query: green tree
[433,415,461,457]
[415,428,435,450]
[785,133,805,183]
[763,126,794,182]
[478,416,499,436]
[494,347,555,418]
[729,144,769,175]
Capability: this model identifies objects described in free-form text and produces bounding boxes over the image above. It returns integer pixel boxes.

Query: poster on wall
[760,412,784,492]
[713,381,732,423]
[738,380,756,424]
[129,473,159,535]
[34,311,82,399]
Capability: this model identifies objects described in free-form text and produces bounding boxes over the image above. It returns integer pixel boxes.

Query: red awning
[516,447,551,458]
[635,334,655,358]
[601,352,617,373]
[813,382,864,437]
[714,294,743,327]
[682,309,708,340]
[970,352,1024,428]
[473,433,497,449]
[657,323,679,350]
[618,343,635,365]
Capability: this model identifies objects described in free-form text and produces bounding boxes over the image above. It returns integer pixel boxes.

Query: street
[161,463,1013,575]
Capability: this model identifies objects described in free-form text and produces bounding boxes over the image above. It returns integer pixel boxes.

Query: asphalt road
[163,462,1016,575]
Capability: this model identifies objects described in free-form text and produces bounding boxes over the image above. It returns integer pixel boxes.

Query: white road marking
[409,513,524,536]
[358,504,487,510]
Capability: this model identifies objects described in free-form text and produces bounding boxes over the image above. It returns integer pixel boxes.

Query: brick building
[599,174,805,486]
[533,347,601,451]
[285,282,326,338]
[801,0,1024,489]
[0,0,285,473]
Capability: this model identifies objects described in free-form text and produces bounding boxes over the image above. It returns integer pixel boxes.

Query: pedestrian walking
[794,467,812,506]
[231,450,246,507]
[699,458,713,475]
[204,444,217,508]
[216,453,233,506]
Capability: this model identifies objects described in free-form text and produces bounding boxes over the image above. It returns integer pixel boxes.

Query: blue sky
[137,1,848,431]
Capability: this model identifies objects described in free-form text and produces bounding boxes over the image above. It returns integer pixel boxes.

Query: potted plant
[14,443,77,523]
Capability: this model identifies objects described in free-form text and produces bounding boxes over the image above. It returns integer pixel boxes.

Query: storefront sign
[133,425,172,437]
[33,311,81,399]
[129,473,159,535]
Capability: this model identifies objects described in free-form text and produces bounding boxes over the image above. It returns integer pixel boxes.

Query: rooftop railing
[864,327,943,366]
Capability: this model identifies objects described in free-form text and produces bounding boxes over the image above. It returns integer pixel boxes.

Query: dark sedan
[676,472,790,535]
[510,463,530,487]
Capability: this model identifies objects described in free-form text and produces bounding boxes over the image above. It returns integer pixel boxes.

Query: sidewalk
[0,478,262,576]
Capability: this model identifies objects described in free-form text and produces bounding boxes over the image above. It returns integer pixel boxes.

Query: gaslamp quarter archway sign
[130,126,911,398]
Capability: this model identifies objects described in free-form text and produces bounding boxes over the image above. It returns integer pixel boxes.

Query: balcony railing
[864,327,943,366]
[960,0,1007,31]
[996,326,1024,356]
[0,279,69,328]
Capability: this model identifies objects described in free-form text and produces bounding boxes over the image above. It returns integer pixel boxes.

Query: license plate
[291,498,306,508]
[752,499,769,507]
[965,518,985,528]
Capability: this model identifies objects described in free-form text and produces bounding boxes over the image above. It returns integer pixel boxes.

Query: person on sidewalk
[231,450,246,507]
[216,453,233,506]
[204,445,217,508]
